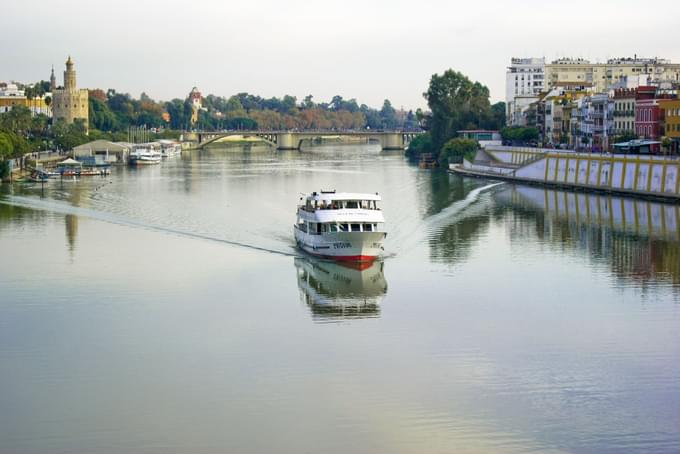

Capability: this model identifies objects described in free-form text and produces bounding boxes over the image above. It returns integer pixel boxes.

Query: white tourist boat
[294,191,386,262]
[128,147,161,165]
[159,140,182,158]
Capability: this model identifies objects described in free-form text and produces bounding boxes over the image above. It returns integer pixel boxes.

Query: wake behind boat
[294,190,386,262]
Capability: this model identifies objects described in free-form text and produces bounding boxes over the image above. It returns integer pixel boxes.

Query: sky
[2,0,679,110]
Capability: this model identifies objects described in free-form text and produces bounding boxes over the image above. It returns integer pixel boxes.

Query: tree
[303,95,314,109]
[0,133,12,179]
[405,132,433,158]
[0,133,13,158]
[380,99,397,129]
[501,126,538,144]
[52,119,88,151]
[424,69,493,153]
[89,89,107,103]
[89,97,118,131]
[281,95,297,114]
[662,136,672,155]
[0,105,32,133]
[225,117,258,130]
[489,102,506,130]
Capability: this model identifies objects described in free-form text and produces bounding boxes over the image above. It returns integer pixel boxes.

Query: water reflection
[64,214,78,253]
[294,257,387,321]
[504,186,680,286]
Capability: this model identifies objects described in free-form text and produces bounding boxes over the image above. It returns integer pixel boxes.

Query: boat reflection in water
[294,257,387,321]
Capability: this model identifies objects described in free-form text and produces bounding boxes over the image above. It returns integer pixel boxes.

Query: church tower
[52,56,89,133]
[49,66,56,92]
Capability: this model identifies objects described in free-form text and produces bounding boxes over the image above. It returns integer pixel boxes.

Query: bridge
[183,131,422,151]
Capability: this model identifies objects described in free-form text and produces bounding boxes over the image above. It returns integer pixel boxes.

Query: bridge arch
[198,132,278,148]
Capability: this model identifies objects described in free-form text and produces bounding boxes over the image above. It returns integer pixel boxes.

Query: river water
[1,144,679,453]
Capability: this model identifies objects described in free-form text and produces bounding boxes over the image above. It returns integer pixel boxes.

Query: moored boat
[129,147,161,165]
[159,140,181,158]
[294,190,386,262]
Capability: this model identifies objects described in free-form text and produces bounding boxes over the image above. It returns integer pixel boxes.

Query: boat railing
[298,205,381,212]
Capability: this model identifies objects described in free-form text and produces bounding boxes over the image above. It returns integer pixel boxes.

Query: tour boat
[294,190,386,262]
[159,140,181,158]
[128,148,161,165]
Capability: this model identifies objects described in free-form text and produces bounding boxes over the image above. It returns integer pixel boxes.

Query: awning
[613,140,661,148]
[58,158,83,166]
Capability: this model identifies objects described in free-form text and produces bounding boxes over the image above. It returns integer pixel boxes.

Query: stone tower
[52,56,89,132]
[64,56,76,90]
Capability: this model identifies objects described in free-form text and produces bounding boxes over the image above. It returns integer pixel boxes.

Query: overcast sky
[2,0,679,110]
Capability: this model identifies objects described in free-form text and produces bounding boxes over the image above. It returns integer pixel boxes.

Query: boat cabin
[296,221,381,235]
[296,191,384,235]
[299,191,382,212]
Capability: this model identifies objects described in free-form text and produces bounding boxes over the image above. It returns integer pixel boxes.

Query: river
[1,144,679,453]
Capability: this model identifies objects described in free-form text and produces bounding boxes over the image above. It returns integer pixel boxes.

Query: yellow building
[52,56,89,131]
[545,57,680,93]
[661,99,680,153]
[0,83,51,115]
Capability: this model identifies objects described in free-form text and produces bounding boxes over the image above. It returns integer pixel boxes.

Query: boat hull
[129,158,161,165]
[294,228,385,262]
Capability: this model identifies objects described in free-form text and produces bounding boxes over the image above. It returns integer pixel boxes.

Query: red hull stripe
[305,251,377,263]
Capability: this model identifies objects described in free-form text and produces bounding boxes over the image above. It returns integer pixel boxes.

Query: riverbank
[451,145,680,202]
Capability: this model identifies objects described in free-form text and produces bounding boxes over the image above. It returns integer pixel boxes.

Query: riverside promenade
[451,145,680,202]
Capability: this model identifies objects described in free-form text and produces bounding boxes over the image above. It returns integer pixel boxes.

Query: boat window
[339,223,349,232]
[364,223,373,232]
[329,224,338,232]
[373,223,378,231]
[346,201,358,209]
[351,223,361,232]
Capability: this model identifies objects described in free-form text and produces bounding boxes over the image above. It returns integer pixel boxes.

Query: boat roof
[307,191,381,201]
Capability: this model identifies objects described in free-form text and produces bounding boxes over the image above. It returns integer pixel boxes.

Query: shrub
[439,138,478,166]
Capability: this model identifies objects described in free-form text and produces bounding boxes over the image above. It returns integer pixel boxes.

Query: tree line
[89,89,421,132]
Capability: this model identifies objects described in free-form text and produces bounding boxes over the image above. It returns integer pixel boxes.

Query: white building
[506,57,545,126]
[545,56,680,93]
[0,82,52,116]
